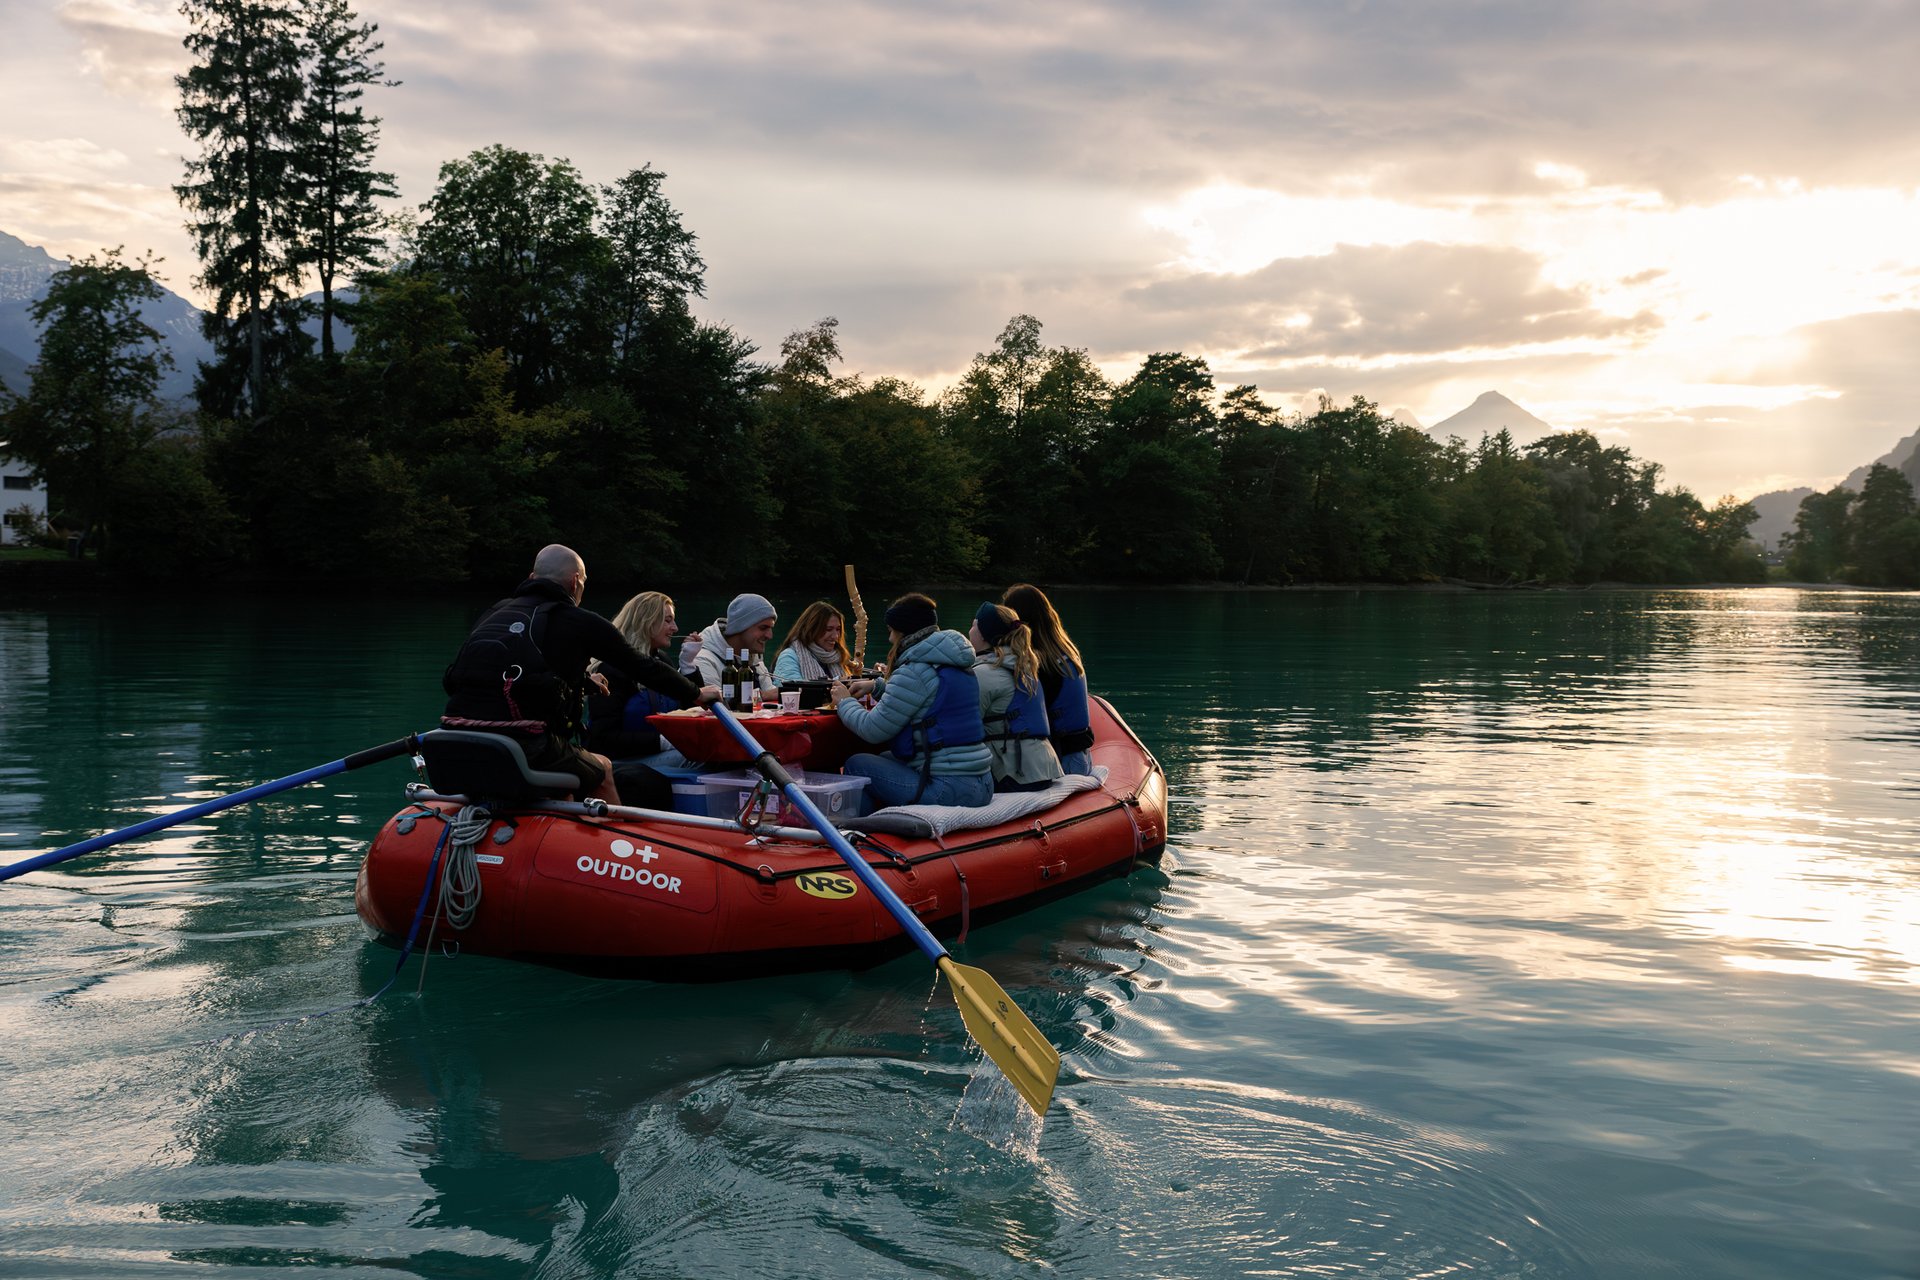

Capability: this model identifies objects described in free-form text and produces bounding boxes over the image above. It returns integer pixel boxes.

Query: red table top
[647,708,862,770]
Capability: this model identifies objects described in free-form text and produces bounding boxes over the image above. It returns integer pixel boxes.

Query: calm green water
[2,587,1917,1278]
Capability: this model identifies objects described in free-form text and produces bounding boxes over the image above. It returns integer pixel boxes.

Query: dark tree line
[4,0,1786,587]
[1783,465,1920,587]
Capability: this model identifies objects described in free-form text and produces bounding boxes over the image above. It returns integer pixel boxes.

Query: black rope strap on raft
[504,787,1142,886]
[956,866,971,943]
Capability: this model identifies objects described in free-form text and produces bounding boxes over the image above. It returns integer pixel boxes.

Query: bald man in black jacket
[443,544,719,804]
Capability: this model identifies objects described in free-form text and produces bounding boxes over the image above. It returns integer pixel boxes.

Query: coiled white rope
[438,803,491,931]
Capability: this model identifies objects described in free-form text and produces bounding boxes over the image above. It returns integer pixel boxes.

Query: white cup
[780,688,801,713]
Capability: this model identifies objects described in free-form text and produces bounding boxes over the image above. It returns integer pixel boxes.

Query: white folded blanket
[861,766,1108,838]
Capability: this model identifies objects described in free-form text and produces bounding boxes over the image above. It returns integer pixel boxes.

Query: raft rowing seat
[418,729,579,805]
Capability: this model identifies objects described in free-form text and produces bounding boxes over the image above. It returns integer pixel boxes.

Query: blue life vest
[890,664,987,763]
[1047,659,1091,736]
[985,672,1051,745]
[618,680,684,732]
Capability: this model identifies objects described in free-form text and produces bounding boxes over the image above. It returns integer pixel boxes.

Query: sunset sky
[5,0,1919,500]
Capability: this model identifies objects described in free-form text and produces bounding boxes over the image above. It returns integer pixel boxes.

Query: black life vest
[441,594,572,736]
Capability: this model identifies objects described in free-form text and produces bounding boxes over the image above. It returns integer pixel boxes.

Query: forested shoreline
[5,0,1917,589]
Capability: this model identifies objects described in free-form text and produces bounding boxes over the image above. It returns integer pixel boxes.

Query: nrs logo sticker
[796,872,858,901]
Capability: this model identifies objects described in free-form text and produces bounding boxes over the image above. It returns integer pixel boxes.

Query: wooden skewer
[844,564,869,673]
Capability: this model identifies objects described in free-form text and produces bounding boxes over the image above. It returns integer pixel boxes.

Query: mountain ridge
[1745,427,1920,549]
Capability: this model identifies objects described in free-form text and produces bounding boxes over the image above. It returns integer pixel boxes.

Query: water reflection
[5,588,1919,1278]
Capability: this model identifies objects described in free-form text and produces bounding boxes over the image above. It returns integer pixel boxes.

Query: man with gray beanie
[684,592,781,700]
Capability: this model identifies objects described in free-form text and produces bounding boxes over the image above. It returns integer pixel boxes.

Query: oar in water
[0,735,424,883]
[707,702,1061,1116]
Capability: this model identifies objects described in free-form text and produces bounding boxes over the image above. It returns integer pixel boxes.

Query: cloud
[373,0,1920,198]
[1126,242,1660,361]
[0,138,134,183]
[57,0,183,105]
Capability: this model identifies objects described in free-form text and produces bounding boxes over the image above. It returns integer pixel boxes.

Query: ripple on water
[489,1053,1594,1280]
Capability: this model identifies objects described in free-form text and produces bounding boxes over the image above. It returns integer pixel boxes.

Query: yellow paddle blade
[937,956,1061,1117]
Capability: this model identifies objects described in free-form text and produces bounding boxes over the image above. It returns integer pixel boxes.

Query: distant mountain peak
[1427,390,1554,440]
[0,229,62,267]
[0,224,212,400]
[0,230,63,307]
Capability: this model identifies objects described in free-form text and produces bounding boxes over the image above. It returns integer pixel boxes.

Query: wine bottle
[734,648,756,712]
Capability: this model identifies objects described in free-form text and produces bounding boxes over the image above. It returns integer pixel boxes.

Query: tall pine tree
[294,0,397,358]
[176,0,308,419]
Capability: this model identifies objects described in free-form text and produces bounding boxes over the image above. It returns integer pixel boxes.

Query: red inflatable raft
[355,697,1167,977]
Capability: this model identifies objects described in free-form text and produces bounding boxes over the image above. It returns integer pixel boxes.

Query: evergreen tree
[1850,464,1920,586]
[293,0,397,358]
[1783,485,1854,582]
[600,164,705,364]
[176,0,309,419]
[1443,429,1549,582]
[1,249,175,553]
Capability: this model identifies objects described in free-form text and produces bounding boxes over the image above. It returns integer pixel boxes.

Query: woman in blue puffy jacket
[830,594,994,809]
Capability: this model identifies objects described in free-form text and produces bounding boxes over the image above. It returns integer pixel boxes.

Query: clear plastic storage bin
[695,770,779,822]
[777,773,869,822]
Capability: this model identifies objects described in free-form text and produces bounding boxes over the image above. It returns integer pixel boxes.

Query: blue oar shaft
[707,705,947,962]
[0,735,421,883]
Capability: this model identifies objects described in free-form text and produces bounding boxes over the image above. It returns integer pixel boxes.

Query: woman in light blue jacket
[773,601,856,683]
[831,594,993,809]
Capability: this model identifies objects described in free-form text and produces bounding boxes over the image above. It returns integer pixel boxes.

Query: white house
[1,454,47,545]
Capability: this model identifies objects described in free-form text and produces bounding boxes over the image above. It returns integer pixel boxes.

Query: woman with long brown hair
[1001,583,1095,775]
[969,602,1064,791]
[773,600,857,683]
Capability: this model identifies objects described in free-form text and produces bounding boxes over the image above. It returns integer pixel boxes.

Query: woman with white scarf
[772,600,861,684]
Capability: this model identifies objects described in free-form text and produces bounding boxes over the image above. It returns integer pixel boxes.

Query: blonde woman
[586,591,692,769]
[969,603,1064,792]
[1001,583,1094,775]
